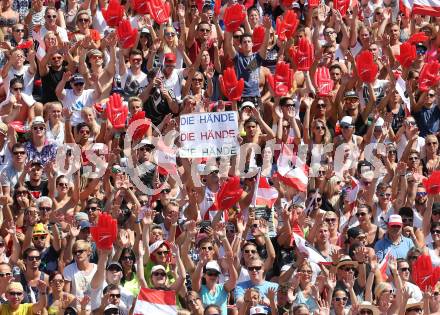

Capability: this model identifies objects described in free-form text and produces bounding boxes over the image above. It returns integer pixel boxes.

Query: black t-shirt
[143,93,173,126]
[41,65,66,103]
[40,245,60,274]
[25,180,49,198]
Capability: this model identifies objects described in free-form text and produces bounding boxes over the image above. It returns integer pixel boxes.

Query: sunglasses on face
[333,297,348,302]
[15,191,28,196]
[247,266,262,272]
[399,267,410,272]
[27,255,41,261]
[87,206,99,212]
[156,250,169,256]
[109,294,121,298]
[360,310,373,315]
[46,14,57,18]
[51,279,64,284]
[205,271,219,277]
[165,32,175,37]
[201,246,213,251]
[356,212,368,217]
[121,256,134,261]
[74,82,85,87]
[0,272,12,277]
[432,229,440,235]
[52,56,62,61]
[300,270,313,274]
[244,249,257,254]
[74,249,86,255]
[33,126,45,131]
[33,236,46,241]
[12,87,23,92]
[407,308,422,313]
[379,193,391,198]
[39,207,52,212]
[342,267,356,272]
[14,29,25,32]
[325,218,337,223]
[8,291,23,296]
[152,271,166,277]
[78,18,90,22]
[58,182,68,187]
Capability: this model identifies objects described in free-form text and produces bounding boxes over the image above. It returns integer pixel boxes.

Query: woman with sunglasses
[47,272,75,315]
[70,10,100,50]
[292,261,319,312]
[355,204,384,248]
[137,241,185,292]
[426,222,440,267]
[192,252,237,315]
[117,248,140,297]
[323,175,345,211]
[4,185,34,228]
[182,65,212,104]
[331,288,351,315]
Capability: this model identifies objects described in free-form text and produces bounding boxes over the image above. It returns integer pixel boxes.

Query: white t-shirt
[33,25,68,47]
[5,65,34,96]
[163,68,184,102]
[63,262,97,297]
[121,69,148,96]
[62,89,96,126]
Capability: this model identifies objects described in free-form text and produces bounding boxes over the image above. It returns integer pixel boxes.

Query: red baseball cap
[164,53,176,64]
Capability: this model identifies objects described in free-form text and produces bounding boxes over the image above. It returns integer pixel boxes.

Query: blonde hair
[73,240,91,252]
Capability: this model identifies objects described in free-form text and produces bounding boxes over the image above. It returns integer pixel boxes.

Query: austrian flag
[255,177,279,208]
[400,0,440,17]
[133,288,177,315]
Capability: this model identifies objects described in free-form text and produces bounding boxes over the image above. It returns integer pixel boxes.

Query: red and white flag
[400,0,440,17]
[378,249,392,281]
[276,144,308,192]
[255,177,279,208]
[347,176,360,205]
[133,288,177,315]
[291,232,327,264]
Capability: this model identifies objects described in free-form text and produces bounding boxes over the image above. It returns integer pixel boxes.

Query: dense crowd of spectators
[0,0,438,314]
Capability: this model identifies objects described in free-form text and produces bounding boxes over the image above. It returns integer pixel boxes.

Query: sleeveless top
[198,186,228,221]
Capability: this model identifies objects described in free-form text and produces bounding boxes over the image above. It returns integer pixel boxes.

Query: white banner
[179,111,239,158]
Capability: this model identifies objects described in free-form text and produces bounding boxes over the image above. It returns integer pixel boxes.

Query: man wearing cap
[22,222,61,274]
[334,116,363,153]
[90,250,133,312]
[119,49,148,99]
[0,281,48,314]
[78,38,117,98]
[55,71,102,126]
[337,90,371,136]
[374,214,415,261]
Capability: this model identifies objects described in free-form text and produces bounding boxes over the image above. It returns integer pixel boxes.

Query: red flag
[16,40,33,49]
[378,250,392,281]
[356,50,378,83]
[215,176,243,210]
[422,170,440,194]
[400,0,440,18]
[255,177,279,208]
[275,144,308,192]
[219,67,244,101]
[418,61,440,92]
[133,288,177,315]
[411,253,440,291]
[90,213,118,250]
